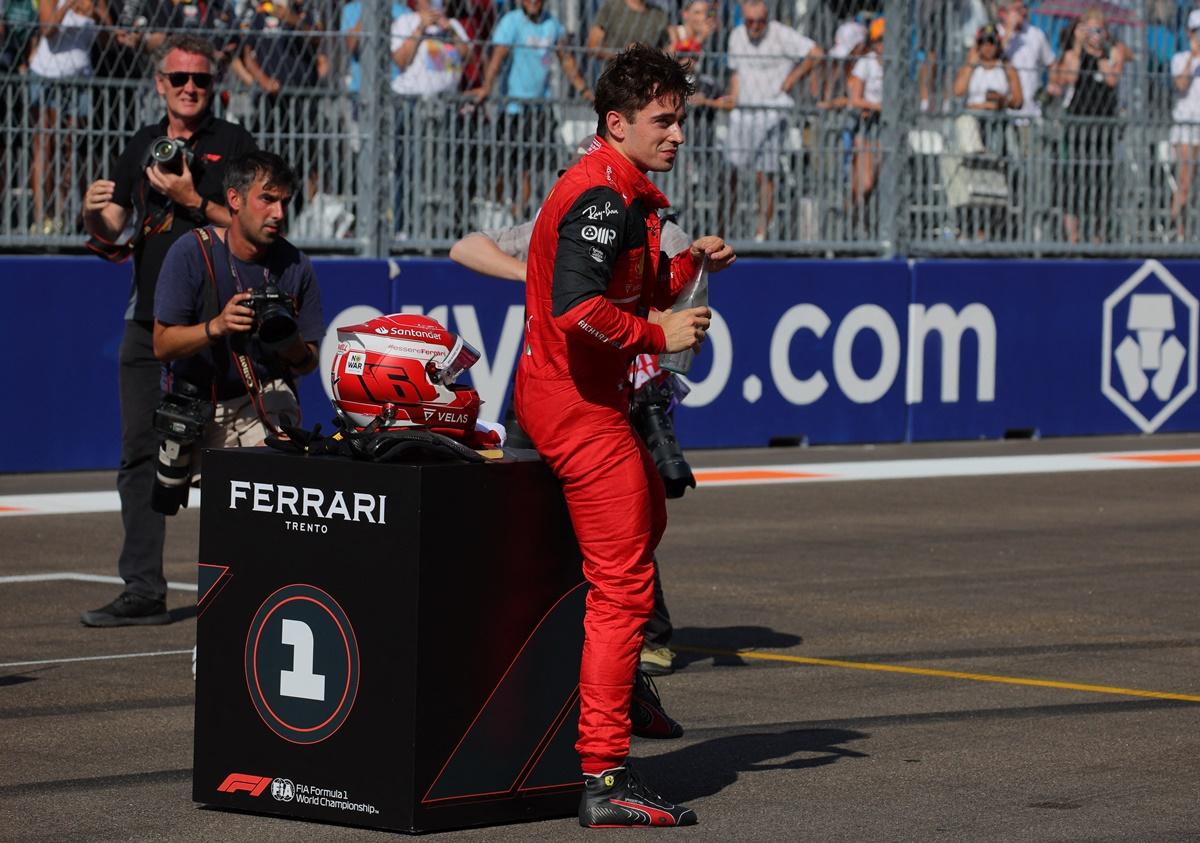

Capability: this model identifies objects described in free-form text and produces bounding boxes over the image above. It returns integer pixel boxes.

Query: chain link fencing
[2,0,1200,257]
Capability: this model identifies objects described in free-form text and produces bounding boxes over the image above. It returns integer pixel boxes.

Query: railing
[2,1,1200,258]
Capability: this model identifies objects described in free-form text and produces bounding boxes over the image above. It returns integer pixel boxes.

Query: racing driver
[515,44,736,828]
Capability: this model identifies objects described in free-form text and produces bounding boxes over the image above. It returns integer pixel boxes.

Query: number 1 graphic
[279,618,326,701]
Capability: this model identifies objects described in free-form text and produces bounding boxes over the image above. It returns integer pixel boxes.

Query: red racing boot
[579,764,698,828]
[631,670,684,739]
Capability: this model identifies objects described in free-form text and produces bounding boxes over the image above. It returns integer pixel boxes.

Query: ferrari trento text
[228,480,388,524]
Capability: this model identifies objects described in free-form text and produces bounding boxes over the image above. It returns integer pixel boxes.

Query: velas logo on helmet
[330,314,483,440]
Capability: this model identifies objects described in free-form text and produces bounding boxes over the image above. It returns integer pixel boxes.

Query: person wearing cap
[722,0,823,241]
[1169,9,1200,239]
[847,16,884,217]
[468,0,591,220]
[820,18,866,107]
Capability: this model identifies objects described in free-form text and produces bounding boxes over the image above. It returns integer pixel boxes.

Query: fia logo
[1101,260,1198,432]
[271,778,295,802]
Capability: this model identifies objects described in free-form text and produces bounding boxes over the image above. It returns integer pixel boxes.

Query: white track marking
[0,649,193,669]
[0,451,1197,513]
[0,572,197,592]
[693,450,1200,488]
[0,487,200,517]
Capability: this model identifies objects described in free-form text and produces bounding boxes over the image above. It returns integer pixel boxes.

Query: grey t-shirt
[482,218,690,262]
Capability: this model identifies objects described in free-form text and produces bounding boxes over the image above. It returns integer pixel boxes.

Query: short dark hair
[154,35,217,75]
[222,151,299,199]
[594,44,696,137]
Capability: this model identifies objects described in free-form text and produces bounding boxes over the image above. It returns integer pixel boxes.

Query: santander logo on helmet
[330,313,483,440]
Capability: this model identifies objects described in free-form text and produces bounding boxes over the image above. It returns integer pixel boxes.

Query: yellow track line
[673,646,1200,703]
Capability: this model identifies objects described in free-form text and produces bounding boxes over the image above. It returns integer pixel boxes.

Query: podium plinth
[192,447,585,833]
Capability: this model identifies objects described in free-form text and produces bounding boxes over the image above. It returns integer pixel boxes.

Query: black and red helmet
[330,314,483,440]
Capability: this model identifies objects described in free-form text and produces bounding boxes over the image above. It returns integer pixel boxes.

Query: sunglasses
[161,71,213,89]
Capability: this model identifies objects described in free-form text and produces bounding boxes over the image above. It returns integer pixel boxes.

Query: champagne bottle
[658,255,708,375]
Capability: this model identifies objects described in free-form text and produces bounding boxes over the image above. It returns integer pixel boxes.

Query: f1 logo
[217,773,272,797]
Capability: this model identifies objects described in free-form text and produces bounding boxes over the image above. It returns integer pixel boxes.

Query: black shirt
[112,112,256,322]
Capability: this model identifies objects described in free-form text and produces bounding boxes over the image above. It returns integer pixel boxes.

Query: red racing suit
[514,138,697,774]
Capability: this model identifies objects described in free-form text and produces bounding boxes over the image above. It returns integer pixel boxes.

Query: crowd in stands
[5,0,1200,247]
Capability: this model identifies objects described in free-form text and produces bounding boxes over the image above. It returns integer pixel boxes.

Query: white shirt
[1002,23,1054,118]
[29,3,96,78]
[966,63,1010,106]
[727,22,814,108]
[1171,50,1200,123]
[389,13,469,96]
[851,52,883,106]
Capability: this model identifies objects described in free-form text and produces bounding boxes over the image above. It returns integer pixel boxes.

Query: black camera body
[630,377,696,499]
[245,283,299,354]
[151,383,213,515]
[147,136,194,175]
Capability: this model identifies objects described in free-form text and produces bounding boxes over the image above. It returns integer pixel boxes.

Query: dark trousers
[116,320,166,599]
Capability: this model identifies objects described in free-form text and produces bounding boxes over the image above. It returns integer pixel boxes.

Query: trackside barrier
[3,256,1199,472]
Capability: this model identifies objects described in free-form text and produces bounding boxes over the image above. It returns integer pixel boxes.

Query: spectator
[953,23,1021,240]
[468,0,590,218]
[1052,7,1126,243]
[390,0,468,97]
[450,0,496,91]
[114,0,240,66]
[668,0,717,56]
[80,35,255,628]
[1170,9,1200,239]
[847,15,883,220]
[953,24,1022,117]
[997,0,1054,122]
[723,0,822,241]
[341,0,408,96]
[820,17,866,107]
[585,0,667,61]
[240,0,324,101]
[28,0,105,235]
[0,0,38,73]
[390,0,469,236]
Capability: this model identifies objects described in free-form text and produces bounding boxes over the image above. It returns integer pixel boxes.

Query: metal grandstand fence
[2,0,1200,257]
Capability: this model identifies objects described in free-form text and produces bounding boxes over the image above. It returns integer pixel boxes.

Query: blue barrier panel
[671,259,912,447]
[0,257,130,472]
[910,260,1200,440]
[6,255,1198,473]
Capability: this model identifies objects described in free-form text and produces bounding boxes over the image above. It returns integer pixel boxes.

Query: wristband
[204,318,215,343]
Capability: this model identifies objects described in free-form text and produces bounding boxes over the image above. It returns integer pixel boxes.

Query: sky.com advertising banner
[2,256,1198,471]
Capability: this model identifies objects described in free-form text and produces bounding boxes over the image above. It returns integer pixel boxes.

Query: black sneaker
[579,764,697,828]
[631,670,683,739]
[81,592,170,627]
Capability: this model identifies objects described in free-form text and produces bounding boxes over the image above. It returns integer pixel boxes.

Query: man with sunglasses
[81,34,255,628]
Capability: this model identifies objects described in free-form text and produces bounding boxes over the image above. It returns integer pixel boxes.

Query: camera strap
[85,181,174,263]
[191,226,285,438]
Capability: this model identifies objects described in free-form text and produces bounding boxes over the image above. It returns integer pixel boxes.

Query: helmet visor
[432,335,480,385]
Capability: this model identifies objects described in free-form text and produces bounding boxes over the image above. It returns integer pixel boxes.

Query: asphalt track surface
[2,434,1199,841]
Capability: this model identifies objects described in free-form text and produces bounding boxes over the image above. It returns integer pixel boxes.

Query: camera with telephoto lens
[151,382,213,516]
[245,283,299,355]
[147,136,193,175]
[630,377,696,499]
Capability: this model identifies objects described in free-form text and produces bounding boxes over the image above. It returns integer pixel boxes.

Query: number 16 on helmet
[330,314,484,441]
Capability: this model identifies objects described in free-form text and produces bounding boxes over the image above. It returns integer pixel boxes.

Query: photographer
[80,34,254,628]
[151,151,323,472]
